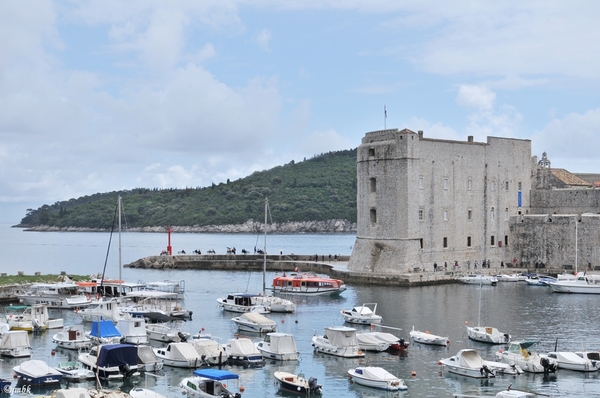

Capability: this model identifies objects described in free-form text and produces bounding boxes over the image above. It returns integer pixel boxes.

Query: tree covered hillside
[19,149,357,229]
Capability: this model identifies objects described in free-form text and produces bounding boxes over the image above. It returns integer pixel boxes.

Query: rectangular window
[468,180,473,190]
[504,208,509,221]
[505,235,509,246]
[468,209,472,220]
[443,210,448,221]
[443,178,449,190]
[370,208,377,224]
[505,181,509,191]
[467,236,472,247]
[443,237,448,248]
[418,209,424,221]
[491,181,496,191]
[491,236,495,246]
[419,238,423,249]
[518,182,522,191]
[491,207,495,221]
[370,178,376,193]
[418,177,424,189]
[368,148,375,157]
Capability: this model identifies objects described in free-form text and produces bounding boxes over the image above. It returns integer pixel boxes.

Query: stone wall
[530,189,600,215]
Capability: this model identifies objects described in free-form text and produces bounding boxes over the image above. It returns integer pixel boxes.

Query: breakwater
[124,254,543,287]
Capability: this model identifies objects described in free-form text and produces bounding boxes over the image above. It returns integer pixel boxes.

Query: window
[443,237,448,248]
[505,181,509,191]
[491,207,495,221]
[418,209,424,221]
[370,178,376,193]
[467,236,472,247]
[504,208,509,221]
[443,178,449,190]
[518,182,522,191]
[368,148,375,157]
[491,181,496,191]
[418,177,424,189]
[491,236,495,246]
[505,235,509,246]
[468,180,473,190]
[443,210,448,221]
[468,209,472,220]
[370,209,377,223]
[419,238,423,249]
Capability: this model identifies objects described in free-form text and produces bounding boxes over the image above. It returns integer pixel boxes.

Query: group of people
[432,259,493,272]
[312,254,342,262]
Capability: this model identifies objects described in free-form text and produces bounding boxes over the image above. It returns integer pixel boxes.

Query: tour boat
[231,312,277,333]
[341,303,383,324]
[409,326,449,346]
[15,282,92,309]
[311,326,365,358]
[495,341,558,373]
[13,359,63,386]
[273,371,322,395]
[256,332,299,361]
[179,369,242,398]
[439,349,522,378]
[52,324,92,350]
[272,272,347,296]
[348,366,407,391]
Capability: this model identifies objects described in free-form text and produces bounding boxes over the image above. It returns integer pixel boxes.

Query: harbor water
[1,223,600,397]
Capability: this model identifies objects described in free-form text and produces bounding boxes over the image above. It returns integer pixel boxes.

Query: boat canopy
[458,349,484,368]
[90,320,121,338]
[166,342,200,360]
[97,344,138,367]
[324,327,358,347]
[240,312,275,325]
[16,359,62,377]
[137,345,159,364]
[266,333,297,353]
[143,312,184,323]
[354,366,397,381]
[193,368,239,380]
[0,331,30,348]
[228,338,260,356]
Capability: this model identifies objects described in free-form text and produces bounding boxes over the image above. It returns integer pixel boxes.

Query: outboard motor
[540,357,557,375]
[119,363,136,379]
[480,365,495,378]
[178,331,188,342]
[308,377,322,393]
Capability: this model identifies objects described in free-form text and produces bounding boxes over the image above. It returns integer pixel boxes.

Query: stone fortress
[348,128,600,275]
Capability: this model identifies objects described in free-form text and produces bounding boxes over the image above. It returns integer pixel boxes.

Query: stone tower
[348,128,533,273]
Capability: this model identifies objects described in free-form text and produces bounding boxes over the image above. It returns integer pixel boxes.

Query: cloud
[456,85,495,111]
[256,29,271,52]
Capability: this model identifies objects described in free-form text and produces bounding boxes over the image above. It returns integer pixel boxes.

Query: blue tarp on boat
[90,320,121,338]
[97,344,138,367]
[193,369,239,380]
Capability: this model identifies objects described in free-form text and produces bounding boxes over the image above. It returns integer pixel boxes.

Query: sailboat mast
[575,220,578,274]
[118,195,122,282]
[263,198,268,294]
[477,278,482,326]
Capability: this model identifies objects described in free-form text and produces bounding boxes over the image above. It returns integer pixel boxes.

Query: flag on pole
[384,105,387,119]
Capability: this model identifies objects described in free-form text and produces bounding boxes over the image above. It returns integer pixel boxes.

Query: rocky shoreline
[18,219,357,233]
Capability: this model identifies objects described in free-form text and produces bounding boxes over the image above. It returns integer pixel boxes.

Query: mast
[263,198,268,295]
[118,195,122,283]
[575,220,578,274]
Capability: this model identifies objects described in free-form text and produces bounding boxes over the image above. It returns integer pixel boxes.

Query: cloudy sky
[2,1,600,223]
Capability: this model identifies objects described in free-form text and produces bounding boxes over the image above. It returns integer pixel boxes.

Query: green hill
[19,149,357,229]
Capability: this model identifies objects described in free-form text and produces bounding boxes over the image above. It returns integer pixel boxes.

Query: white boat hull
[311,336,364,358]
[348,367,407,391]
[410,330,449,346]
[467,326,510,344]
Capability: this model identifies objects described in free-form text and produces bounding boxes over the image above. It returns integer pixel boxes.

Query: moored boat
[15,282,92,309]
[272,272,347,296]
[409,326,449,346]
[77,343,141,379]
[13,359,63,386]
[226,337,264,366]
[256,332,299,361]
[495,341,557,373]
[356,332,390,352]
[274,371,322,395]
[458,274,498,286]
[231,312,277,333]
[547,351,600,372]
[216,293,270,314]
[153,342,204,368]
[179,369,242,398]
[348,366,407,391]
[439,349,522,378]
[548,272,600,294]
[311,326,365,358]
[341,303,382,324]
[52,324,92,350]
[54,361,96,381]
[0,330,32,357]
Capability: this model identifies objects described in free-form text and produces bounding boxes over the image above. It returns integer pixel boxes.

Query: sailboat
[217,198,296,313]
[466,279,510,344]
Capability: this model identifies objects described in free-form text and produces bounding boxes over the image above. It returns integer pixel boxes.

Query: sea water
[0,223,598,397]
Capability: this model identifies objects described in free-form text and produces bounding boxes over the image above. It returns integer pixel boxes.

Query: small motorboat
[146,322,190,343]
[226,338,264,366]
[311,326,365,358]
[0,330,32,357]
[439,349,522,378]
[368,331,410,352]
[116,316,149,345]
[274,371,322,395]
[129,388,167,398]
[348,366,407,391]
[137,344,164,372]
[54,361,96,381]
[77,343,141,379]
[466,324,511,344]
[153,342,204,368]
[0,379,10,393]
[231,312,277,333]
[495,341,558,373]
[526,276,556,286]
[341,303,383,325]
[52,324,92,350]
[87,319,122,344]
[547,351,600,372]
[256,332,299,361]
[356,332,390,352]
[179,368,242,398]
[189,335,229,366]
[458,274,498,286]
[409,326,449,346]
[216,293,270,314]
[13,359,63,386]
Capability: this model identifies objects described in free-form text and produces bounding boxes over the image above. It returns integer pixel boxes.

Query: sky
[2,1,600,223]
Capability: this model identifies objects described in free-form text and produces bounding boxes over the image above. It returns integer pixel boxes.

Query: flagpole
[384,105,387,129]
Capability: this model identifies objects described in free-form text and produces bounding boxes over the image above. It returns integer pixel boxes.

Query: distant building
[348,129,600,273]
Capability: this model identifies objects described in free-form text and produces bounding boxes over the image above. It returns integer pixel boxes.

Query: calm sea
[0,222,599,397]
